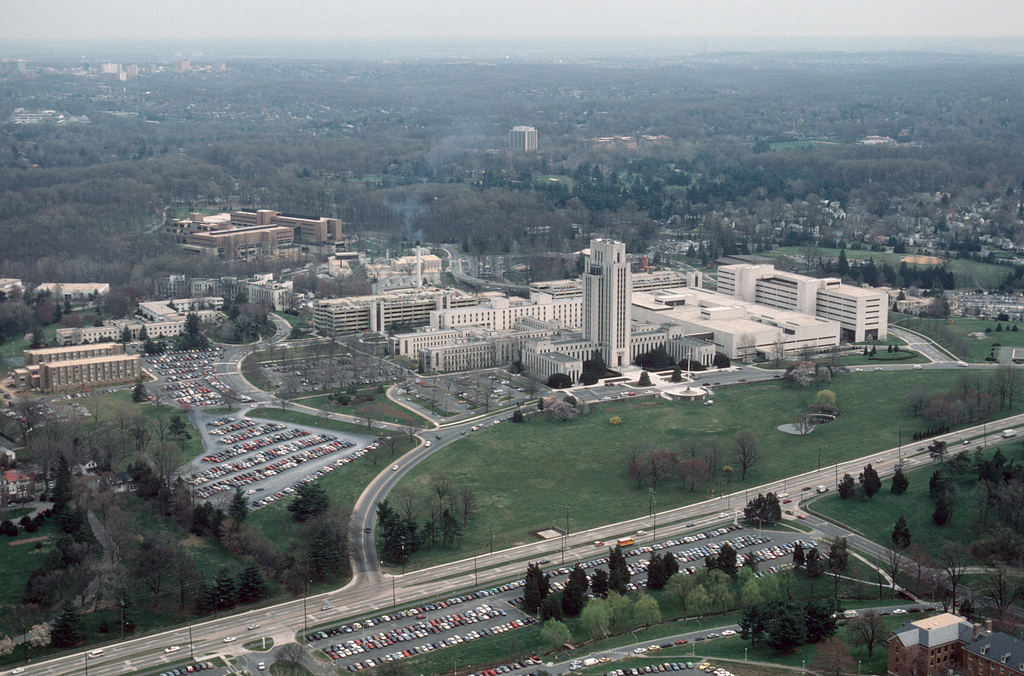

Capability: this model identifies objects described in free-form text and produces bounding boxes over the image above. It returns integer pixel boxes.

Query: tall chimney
[416,246,422,288]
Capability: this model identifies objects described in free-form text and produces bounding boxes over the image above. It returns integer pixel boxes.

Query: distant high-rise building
[178,59,191,72]
[509,125,538,151]
[583,238,632,368]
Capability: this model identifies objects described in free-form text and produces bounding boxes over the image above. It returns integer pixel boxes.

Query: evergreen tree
[837,473,856,499]
[740,603,770,646]
[229,487,249,527]
[837,249,850,277]
[52,455,73,518]
[138,324,149,341]
[213,566,239,608]
[891,516,912,550]
[638,371,652,387]
[793,541,806,566]
[51,600,84,648]
[131,381,147,402]
[511,409,525,423]
[561,564,588,616]
[607,545,630,594]
[287,480,330,521]
[859,464,882,500]
[120,325,132,343]
[540,594,563,621]
[670,365,683,383]
[804,601,838,644]
[766,606,807,652]
[307,524,345,582]
[523,563,549,614]
[890,467,909,494]
[236,561,267,604]
[805,548,824,578]
[591,568,609,597]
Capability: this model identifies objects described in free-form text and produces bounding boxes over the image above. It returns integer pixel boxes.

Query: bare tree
[792,414,815,435]
[392,487,421,522]
[359,407,375,431]
[936,542,969,612]
[429,472,453,514]
[906,384,928,417]
[703,437,724,476]
[809,636,856,676]
[883,546,904,599]
[772,333,787,368]
[848,610,887,658]
[276,643,306,669]
[981,563,1024,621]
[738,334,757,362]
[457,486,477,525]
[732,429,763,481]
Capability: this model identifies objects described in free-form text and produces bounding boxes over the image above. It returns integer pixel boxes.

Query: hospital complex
[313,238,887,379]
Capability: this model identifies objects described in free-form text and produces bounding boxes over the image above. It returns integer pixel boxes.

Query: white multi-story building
[312,289,479,335]
[717,264,887,342]
[509,125,538,151]
[583,239,632,368]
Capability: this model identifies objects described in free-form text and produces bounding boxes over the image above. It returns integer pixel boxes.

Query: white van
[88,649,105,657]
[1002,429,1017,439]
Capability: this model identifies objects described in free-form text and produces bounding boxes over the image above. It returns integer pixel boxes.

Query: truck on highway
[583,658,600,667]
[816,485,829,493]
[1002,429,1017,439]
[616,537,635,547]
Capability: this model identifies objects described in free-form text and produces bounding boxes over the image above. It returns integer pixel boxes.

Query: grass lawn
[892,315,1024,363]
[119,494,259,583]
[243,637,275,651]
[0,517,59,607]
[249,406,403,439]
[397,624,549,675]
[395,370,1024,569]
[768,246,1011,290]
[835,350,928,367]
[288,391,432,428]
[813,444,1024,559]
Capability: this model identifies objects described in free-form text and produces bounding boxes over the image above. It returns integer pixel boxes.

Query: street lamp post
[303,579,310,636]
[84,654,91,676]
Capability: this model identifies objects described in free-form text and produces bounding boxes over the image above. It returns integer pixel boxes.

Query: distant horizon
[4,35,1024,62]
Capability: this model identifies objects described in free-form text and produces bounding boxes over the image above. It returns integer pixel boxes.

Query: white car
[258,662,266,671]
[893,608,908,614]
[223,636,236,643]
[321,604,332,611]
[392,465,399,471]
[721,629,736,636]
[424,441,431,447]
[248,623,260,630]
[164,646,181,653]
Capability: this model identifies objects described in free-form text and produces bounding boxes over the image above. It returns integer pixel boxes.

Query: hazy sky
[7,0,1024,43]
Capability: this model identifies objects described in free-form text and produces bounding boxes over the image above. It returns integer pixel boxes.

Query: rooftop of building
[963,631,1024,664]
[26,342,119,356]
[892,613,974,649]
[633,288,834,333]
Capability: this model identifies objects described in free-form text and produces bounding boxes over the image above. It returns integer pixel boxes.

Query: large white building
[583,239,632,368]
[377,242,888,377]
[717,264,887,342]
[509,126,538,151]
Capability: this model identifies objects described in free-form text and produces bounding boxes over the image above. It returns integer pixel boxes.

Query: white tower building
[583,238,632,368]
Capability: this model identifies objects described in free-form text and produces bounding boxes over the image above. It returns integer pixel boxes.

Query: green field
[286,391,432,428]
[892,315,1024,363]
[394,370,1024,569]
[813,443,1024,558]
[0,517,59,607]
[768,246,1011,290]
